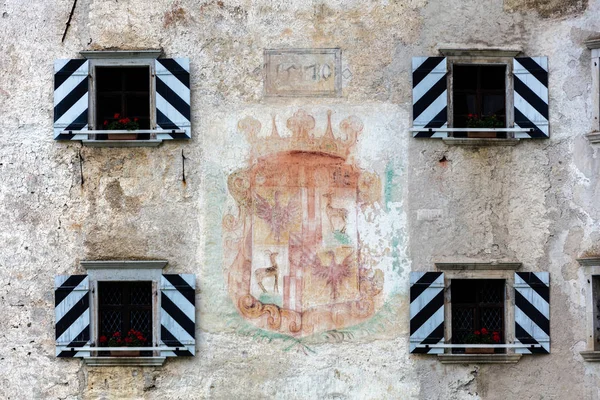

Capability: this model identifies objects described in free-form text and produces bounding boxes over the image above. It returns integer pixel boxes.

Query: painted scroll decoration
[224,110,383,337]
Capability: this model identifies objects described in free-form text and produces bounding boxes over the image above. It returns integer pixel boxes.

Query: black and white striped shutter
[513,57,549,139]
[55,275,90,357]
[155,58,191,140]
[412,57,448,138]
[410,272,445,354]
[514,272,550,354]
[53,60,89,141]
[160,274,196,356]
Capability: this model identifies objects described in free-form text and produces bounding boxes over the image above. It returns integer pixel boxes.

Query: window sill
[585,132,600,143]
[437,354,522,364]
[442,138,520,146]
[580,351,600,362]
[435,262,522,271]
[83,357,166,367]
[577,257,600,266]
[82,139,163,148]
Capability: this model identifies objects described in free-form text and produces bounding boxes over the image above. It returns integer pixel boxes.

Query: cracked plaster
[0,0,599,399]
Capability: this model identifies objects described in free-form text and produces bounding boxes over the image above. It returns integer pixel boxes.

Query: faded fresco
[223,110,384,337]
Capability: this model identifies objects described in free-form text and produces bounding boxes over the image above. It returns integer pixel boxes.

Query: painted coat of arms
[223,110,383,337]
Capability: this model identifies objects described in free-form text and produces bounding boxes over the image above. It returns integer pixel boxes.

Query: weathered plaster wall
[1,0,600,398]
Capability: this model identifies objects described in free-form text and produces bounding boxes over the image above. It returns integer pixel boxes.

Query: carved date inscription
[264,48,341,97]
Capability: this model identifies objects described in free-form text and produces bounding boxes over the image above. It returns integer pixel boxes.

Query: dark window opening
[453,65,506,138]
[593,276,600,351]
[95,66,150,140]
[98,281,153,356]
[451,279,505,353]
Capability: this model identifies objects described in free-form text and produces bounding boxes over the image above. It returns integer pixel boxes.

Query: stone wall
[1,0,600,398]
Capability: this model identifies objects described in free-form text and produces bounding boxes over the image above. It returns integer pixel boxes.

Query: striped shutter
[514,272,550,354]
[53,59,89,141]
[55,275,90,357]
[160,274,196,356]
[513,57,549,139]
[155,58,191,140]
[410,272,445,354]
[412,57,448,138]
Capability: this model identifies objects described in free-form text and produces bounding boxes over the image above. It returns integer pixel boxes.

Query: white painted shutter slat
[155,58,191,140]
[409,272,445,354]
[53,59,89,141]
[513,57,549,139]
[160,274,196,357]
[412,57,448,138]
[54,275,90,357]
[514,272,550,354]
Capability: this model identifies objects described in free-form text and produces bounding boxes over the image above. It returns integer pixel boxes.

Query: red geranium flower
[481,328,488,335]
[114,113,120,119]
[103,120,108,126]
[474,330,481,335]
[99,335,108,343]
[113,331,120,337]
[134,117,139,122]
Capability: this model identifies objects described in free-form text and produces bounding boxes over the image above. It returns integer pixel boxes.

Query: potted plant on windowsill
[463,328,501,354]
[99,329,148,357]
[104,113,140,140]
[466,114,504,138]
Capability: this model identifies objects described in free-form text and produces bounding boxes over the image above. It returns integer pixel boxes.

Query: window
[451,279,505,353]
[585,38,600,143]
[592,275,600,350]
[576,257,600,361]
[53,50,191,146]
[411,49,549,141]
[409,266,550,363]
[54,261,196,366]
[95,66,151,140]
[452,65,506,137]
[98,281,153,354]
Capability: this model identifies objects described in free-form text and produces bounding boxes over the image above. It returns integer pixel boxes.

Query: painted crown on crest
[237,109,363,160]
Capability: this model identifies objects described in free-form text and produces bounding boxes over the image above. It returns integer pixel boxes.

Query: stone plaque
[264,48,341,97]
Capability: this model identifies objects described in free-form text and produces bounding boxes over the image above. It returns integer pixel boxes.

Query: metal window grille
[98,281,153,355]
[451,279,505,353]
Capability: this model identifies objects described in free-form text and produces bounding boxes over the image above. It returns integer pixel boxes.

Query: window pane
[480,65,506,90]
[124,67,149,91]
[482,94,505,117]
[454,94,476,115]
[100,310,123,337]
[481,307,503,331]
[452,64,506,132]
[451,279,505,352]
[95,66,151,130]
[98,281,153,346]
[125,94,150,118]
[97,94,121,125]
[453,65,478,90]
[96,68,123,92]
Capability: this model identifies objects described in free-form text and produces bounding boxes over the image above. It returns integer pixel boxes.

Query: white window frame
[87,57,156,137]
[446,57,514,136]
[435,262,523,364]
[577,257,600,361]
[442,49,520,139]
[81,260,167,366]
[79,50,168,147]
[585,39,600,142]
